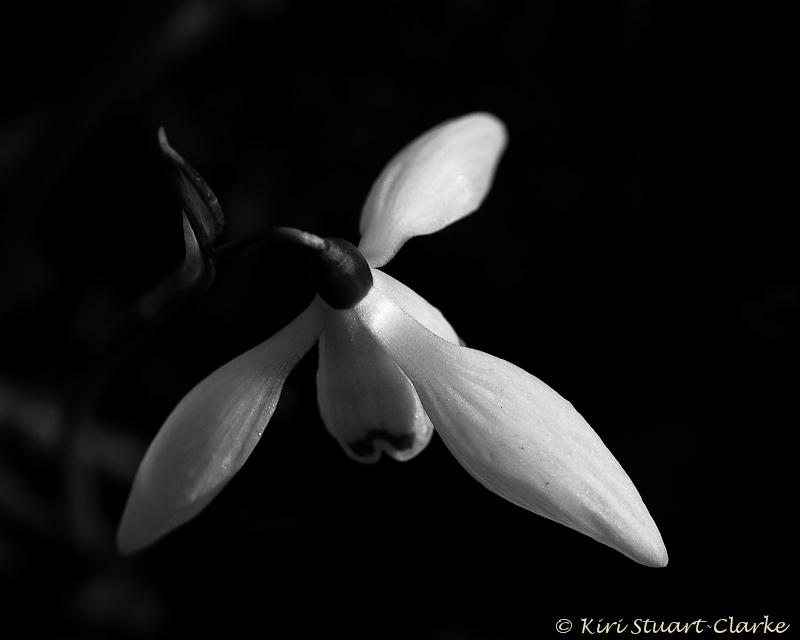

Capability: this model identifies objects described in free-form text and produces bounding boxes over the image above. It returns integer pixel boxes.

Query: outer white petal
[372,269,460,345]
[358,113,507,267]
[354,290,668,567]
[317,305,433,463]
[117,297,325,554]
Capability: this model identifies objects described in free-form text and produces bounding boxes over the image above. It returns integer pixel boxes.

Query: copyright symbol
[556,619,572,633]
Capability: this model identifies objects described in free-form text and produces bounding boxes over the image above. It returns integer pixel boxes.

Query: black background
[0,1,793,637]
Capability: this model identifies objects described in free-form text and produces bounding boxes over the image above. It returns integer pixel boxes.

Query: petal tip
[116,526,145,556]
[634,536,669,568]
[629,544,669,569]
[115,501,157,556]
[596,509,669,568]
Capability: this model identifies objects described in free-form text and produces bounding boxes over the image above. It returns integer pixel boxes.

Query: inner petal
[317,308,433,464]
[372,269,462,345]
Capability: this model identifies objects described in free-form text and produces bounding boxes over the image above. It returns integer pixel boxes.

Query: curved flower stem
[212,226,327,261]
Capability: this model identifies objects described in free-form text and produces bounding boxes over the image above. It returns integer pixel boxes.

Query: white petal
[354,290,668,567]
[117,297,325,554]
[317,306,433,464]
[358,113,507,267]
[372,269,460,345]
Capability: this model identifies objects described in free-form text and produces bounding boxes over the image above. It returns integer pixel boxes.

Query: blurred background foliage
[0,0,793,637]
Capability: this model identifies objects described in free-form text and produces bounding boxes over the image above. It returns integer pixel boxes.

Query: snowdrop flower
[117,113,668,567]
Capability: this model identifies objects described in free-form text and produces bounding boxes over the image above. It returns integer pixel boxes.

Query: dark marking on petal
[348,430,415,457]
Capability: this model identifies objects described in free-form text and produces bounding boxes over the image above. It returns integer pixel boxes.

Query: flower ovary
[308,238,373,309]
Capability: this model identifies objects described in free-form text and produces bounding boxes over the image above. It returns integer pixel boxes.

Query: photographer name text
[554,617,789,634]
